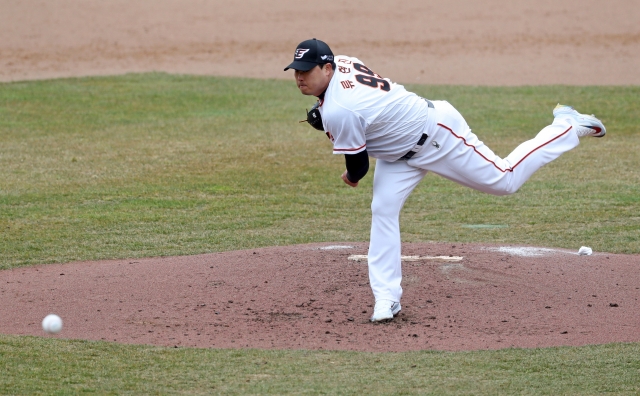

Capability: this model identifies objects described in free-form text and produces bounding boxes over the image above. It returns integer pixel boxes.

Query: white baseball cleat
[553,104,606,138]
[370,299,402,322]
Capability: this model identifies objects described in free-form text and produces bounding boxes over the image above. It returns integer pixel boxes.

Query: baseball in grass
[42,314,63,334]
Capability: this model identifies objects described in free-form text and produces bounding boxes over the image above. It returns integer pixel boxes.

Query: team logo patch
[295,48,310,59]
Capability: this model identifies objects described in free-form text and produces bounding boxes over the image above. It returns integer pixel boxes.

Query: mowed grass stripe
[1,75,638,269]
[1,335,639,395]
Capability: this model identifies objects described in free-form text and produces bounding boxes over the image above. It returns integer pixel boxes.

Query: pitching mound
[1,243,638,352]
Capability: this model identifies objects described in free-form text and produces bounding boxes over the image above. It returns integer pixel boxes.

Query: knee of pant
[371,197,403,218]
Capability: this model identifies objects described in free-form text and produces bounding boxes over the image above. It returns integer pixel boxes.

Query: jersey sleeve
[344,150,369,183]
[326,104,367,155]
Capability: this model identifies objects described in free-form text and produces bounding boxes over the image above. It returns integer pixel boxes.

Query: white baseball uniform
[318,55,580,304]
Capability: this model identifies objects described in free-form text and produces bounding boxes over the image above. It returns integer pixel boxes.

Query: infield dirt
[1,0,639,85]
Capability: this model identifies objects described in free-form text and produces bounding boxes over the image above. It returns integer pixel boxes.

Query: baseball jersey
[319,55,432,162]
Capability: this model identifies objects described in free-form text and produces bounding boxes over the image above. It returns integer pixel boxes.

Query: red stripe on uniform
[334,143,367,152]
[436,123,573,173]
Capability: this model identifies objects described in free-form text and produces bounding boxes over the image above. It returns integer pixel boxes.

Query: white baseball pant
[367,100,580,303]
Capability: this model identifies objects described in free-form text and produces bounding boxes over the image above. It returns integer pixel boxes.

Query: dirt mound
[2,243,638,352]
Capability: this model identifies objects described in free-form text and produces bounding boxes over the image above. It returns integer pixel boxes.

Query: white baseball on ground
[42,314,63,334]
[578,246,593,256]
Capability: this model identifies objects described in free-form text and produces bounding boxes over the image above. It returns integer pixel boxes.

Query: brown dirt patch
[2,0,639,85]
[1,243,638,352]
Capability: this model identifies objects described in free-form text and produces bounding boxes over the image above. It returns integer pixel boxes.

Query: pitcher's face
[294,64,333,97]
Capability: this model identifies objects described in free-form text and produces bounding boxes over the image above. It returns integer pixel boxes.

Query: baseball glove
[299,101,324,131]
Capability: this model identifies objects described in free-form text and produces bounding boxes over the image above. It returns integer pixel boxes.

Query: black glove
[300,101,324,131]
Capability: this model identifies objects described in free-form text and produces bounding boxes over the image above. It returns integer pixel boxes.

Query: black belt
[399,99,434,160]
[400,133,429,160]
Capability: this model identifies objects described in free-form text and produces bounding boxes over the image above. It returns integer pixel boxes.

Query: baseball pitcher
[285,38,606,322]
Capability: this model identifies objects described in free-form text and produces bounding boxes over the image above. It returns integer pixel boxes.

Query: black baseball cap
[283,38,334,71]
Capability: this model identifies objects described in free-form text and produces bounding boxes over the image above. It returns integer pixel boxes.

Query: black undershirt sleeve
[344,150,369,183]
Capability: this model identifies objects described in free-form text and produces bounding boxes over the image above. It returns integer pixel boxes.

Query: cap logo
[295,48,310,59]
[320,55,333,61]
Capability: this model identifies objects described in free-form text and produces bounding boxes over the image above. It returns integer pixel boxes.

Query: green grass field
[1,74,639,394]
[1,336,639,394]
